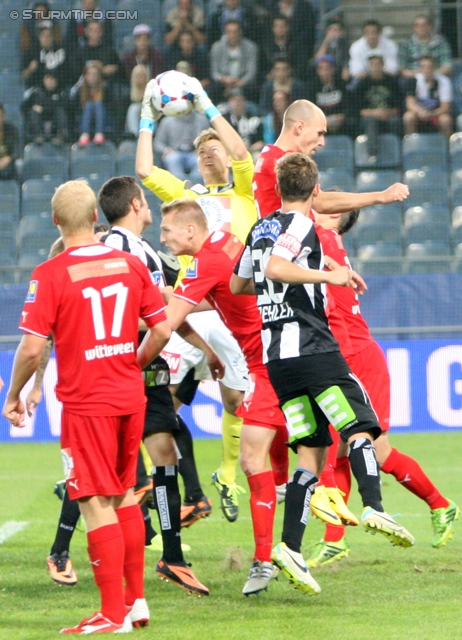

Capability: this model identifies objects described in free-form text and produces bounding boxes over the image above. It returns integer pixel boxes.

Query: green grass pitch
[0,433,461,640]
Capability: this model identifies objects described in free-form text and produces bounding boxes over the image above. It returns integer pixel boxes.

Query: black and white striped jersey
[236,210,339,363]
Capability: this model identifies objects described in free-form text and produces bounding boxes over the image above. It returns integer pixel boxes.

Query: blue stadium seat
[318,169,354,191]
[451,183,462,208]
[0,197,20,221]
[117,140,137,174]
[70,140,116,161]
[355,134,400,168]
[0,180,20,199]
[118,140,137,157]
[313,135,354,173]
[359,204,402,223]
[450,168,462,188]
[22,197,54,219]
[355,242,403,275]
[0,229,17,260]
[404,206,451,245]
[403,169,450,208]
[405,242,452,274]
[454,243,462,272]
[71,156,116,180]
[402,133,448,171]
[355,209,402,247]
[22,178,62,200]
[23,142,70,162]
[449,133,462,171]
[356,170,401,193]
[0,254,16,284]
[19,215,56,239]
[22,157,69,182]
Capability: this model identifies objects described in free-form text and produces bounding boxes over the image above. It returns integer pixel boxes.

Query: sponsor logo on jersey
[67,258,129,282]
[185,258,198,279]
[161,351,181,373]
[84,341,135,361]
[251,219,282,245]
[196,196,232,233]
[26,280,38,302]
[151,270,164,286]
[276,233,301,257]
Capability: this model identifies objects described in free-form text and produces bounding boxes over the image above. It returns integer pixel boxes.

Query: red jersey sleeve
[253,145,285,218]
[19,263,61,338]
[172,244,221,306]
[139,262,168,327]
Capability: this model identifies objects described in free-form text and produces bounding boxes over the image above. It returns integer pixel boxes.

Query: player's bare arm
[313,183,409,213]
[265,255,351,287]
[135,79,163,180]
[229,273,256,295]
[3,334,48,427]
[25,334,53,416]
[166,296,225,380]
[137,319,172,370]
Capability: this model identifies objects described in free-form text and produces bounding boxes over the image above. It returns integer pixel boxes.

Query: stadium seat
[0,254,16,284]
[402,133,448,171]
[0,202,19,222]
[449,132,462,171]
[403,169,450,208]
[118,140,137,158]
[23,142,70,162]
[22,178,62,200]
[313,135,354,172]
[451,183,462,209]
[19,215,56,238]
[356,170,401,193]
[0,229,17,260]
[355,134,400,169]
[359,204,402,224]
[318,169,354,191]
[404,206,451,245]
[0,72,24,103]
[405,242,452,274]
[22,157,69,182]
[118,155,136,175]
[355,242,403,275]
[355,208,402,247]
[21,197,54,218]
[71,156,116,180]
[454,243,462,272]
[70,140,116,160]
[0,183,20,221]
[0,180,20,199]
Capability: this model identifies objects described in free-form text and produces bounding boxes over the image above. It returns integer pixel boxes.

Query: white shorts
[161,310,248,391]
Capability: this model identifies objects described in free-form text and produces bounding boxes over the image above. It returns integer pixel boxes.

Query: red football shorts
[346,341,390,432]
[236,363,287,432]
[61,409,145,500]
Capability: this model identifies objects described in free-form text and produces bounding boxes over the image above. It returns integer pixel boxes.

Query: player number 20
[252,247,288,305]
[82,282,128,340]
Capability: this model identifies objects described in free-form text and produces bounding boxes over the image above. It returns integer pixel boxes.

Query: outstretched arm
[313,183,409,214]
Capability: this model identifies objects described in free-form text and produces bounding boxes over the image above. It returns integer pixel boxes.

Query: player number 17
[82,282,128,340]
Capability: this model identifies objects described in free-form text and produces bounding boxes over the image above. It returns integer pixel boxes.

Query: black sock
[141,502,157,546]
[50,488,80,555]
[174,415,203,503]
[349,437,383,511]
[282,469,318,554]
[153,465,184,563]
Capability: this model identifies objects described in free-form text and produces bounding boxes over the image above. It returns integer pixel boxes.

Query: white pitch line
[0,521,29,544]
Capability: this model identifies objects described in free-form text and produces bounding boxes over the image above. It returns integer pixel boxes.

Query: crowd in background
[1,0,462,181]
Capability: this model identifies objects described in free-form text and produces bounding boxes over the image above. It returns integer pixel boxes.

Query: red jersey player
[307,208,460,567]
[254,99,409,219]
[2,180,171,634]
[159,197,302,596]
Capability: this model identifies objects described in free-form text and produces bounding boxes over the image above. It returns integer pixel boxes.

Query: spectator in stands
[314,17,350,81]
[73,64,108,146]
[125,65,149,138]
[153,110,209,183]
[75,21,120,83]
[0,104,19,181]
[22,25,69,89]
[263,90,290,144]
[274,0,317,67]
[164,0,205,47]
[259,58,305,114]
[21,2,62,53]
[209,20,258,103]
[260,15,297,79]
[164,31,209,88]
[206,0,258,47]
[65,0,113,52]
[21,71,68,145]
[400,14,452,78]
[403,55,453,137]
[310,55,352,135]
[354,51,402,160]
[123,24,163,82]
[349,19,399,79]
[223,88,264,159]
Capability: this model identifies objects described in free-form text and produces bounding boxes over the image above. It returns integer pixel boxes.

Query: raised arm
[312,183,409,214]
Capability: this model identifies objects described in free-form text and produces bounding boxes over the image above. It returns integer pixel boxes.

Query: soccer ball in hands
[151,70,194,117]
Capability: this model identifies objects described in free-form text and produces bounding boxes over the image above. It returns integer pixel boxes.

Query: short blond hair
[193,128,221,151]
[161,198,208,230]
[51,180,96,235]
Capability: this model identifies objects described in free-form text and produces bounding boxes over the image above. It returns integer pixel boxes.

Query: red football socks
[324,456,351,543]
[381,447,449,510]
[87,523,125,624]
[269,427,289,487]
[116,504,145,607]
[248,470,276,562]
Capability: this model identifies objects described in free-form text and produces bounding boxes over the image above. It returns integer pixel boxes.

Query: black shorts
[268,353,381,448]
[144,385,179,437]
[174,367,200,406]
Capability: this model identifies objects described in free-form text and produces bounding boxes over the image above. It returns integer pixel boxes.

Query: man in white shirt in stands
[349,19,399,80]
